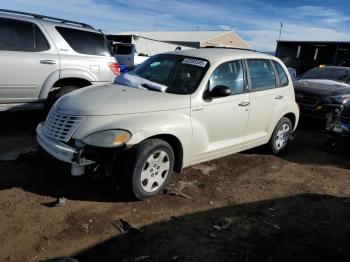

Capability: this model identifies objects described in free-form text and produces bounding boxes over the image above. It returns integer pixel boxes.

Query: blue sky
[1,0,350,51]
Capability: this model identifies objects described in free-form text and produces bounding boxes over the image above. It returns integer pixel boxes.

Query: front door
[191,59,250,164]
[0,18,59,103]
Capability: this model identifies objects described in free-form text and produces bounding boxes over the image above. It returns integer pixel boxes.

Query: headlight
[329,94,350,103]
[82,130,131,147]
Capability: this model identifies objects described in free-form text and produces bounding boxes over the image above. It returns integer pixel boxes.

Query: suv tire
[268,117,292,155]
[45,86,78,110]
[123,139,175,200]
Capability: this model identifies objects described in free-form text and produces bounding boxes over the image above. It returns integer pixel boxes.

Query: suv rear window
[0,18,50,52]
[56,26,112,56]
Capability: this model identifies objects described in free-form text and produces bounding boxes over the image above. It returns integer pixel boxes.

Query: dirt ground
[1,111,350,262]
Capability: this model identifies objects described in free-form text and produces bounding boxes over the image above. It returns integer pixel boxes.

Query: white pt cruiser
[37,48,299,200]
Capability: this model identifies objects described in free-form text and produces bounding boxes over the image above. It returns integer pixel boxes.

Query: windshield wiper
[141,83,162,92]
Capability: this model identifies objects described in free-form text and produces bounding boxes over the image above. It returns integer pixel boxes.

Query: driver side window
[209,60,244,95]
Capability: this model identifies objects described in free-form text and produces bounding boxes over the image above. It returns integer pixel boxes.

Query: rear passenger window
[0,18,49,52]
[247,59,276,91]
[209,60,244,95]
[273,60,289,87]
[56,26,112,56]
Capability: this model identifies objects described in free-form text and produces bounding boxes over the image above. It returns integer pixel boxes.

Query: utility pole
[155,16,158,31]
[278,21,283,41]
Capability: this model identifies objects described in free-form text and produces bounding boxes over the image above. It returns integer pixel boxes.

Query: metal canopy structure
[276,40,350,75]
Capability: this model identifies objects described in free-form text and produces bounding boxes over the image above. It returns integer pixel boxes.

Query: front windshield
[300,67,350,84]
[116,54,210,94]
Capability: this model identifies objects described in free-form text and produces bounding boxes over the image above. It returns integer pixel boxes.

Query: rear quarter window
[56,26,111,56]
[272,60,289,87]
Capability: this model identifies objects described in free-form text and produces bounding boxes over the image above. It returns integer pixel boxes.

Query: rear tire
[121,139,175,200]
[268,117,292,155]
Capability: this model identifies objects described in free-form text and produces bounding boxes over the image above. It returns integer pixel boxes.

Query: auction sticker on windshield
[182,58,207,67]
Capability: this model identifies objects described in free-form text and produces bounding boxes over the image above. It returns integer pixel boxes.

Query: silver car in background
[0,9,120,111]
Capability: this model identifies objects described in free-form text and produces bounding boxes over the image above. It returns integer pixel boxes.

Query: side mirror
[208,85,231,98]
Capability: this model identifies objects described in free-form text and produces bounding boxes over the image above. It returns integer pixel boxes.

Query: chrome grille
[43,109,84,142]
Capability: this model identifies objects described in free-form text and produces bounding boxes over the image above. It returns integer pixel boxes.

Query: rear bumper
[36,123,94,166]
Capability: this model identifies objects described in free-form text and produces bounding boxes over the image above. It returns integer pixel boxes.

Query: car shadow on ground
[59,193,350,262]
[0,111,46,135]
[0,111,134,202]
[0,151,133,202]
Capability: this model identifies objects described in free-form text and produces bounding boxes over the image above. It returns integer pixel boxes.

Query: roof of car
[165,48,276,63]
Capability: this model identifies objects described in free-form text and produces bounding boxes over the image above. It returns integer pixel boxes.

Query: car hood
[54,84,190,116]
[294,79,350,97]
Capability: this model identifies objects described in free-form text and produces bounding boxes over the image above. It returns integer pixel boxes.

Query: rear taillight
[108,62,121,76]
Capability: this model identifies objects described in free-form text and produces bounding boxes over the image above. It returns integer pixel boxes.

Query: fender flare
[39,69,96,99]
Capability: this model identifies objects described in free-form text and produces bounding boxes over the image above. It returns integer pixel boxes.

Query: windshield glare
[300,67,350,84]
[123,54,209,94]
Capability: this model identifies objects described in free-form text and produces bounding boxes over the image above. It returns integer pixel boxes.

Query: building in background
[108,31,250,67]
[276,40,350,76]
[115,31,250,49]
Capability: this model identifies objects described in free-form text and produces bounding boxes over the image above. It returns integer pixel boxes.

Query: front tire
[268,117,292,155]
[124,139,175,200]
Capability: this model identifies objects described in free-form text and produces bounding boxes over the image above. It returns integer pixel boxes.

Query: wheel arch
[40,69,96,99]
[283,112,297,129]
[145,134,184,173]
[267,111,298,143]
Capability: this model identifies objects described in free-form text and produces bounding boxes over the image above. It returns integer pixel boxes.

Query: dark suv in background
[294,66,350,121]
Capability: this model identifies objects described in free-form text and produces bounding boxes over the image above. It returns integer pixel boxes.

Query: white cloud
[218,25,231,30]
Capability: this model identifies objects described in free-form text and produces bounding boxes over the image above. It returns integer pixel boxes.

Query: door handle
[238,101,250,107]
[192,106,204,112]
[275,95,284,100]
[40,59,56,65]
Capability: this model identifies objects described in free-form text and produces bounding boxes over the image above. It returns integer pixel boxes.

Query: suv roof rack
[0,9,94,29]
[203,46,257,52]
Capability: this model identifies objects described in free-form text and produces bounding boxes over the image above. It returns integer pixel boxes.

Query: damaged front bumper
[36,123,95,176]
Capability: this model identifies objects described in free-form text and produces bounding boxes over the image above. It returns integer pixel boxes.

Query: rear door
[55,26,115,83]
[244,59,286,148]
[0,17,59,103]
